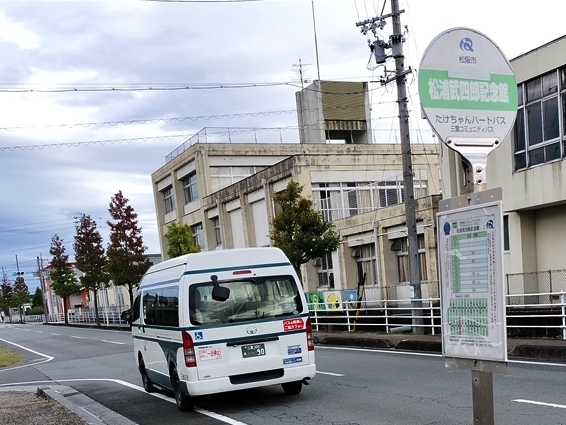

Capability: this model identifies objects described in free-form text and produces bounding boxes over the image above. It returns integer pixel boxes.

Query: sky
[1,0,565,294]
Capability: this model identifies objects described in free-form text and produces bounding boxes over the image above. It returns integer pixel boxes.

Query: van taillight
[182,331,197,368]
[306,317,314,351]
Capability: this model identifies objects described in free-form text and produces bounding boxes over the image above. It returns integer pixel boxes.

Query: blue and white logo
[194,331,203,341]
[486,219,494,229]
[459,37,474,52]
[443,222,451,236]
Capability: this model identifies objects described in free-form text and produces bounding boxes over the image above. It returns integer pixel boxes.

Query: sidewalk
[313,331,566,361]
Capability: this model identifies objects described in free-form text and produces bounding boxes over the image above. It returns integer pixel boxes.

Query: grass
[0,347,24,367]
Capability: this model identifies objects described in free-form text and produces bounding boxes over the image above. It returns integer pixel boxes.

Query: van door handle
[227,336,279,347]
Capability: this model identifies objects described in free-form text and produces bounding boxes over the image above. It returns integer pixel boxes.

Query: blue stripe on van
[183,262,291,276]
[133,328,307,347]
[139,278,180,290]
[192,328,306,347]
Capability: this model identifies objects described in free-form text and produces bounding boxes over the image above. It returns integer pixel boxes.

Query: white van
[123,247,316,411]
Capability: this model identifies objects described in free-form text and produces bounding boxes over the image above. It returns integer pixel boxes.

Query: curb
[37,385,137,425]
[394,339,442,353]
[313,335,395,349]
[509,345,566,361]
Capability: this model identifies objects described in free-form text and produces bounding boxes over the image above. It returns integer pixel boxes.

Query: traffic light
[11,271,25,276]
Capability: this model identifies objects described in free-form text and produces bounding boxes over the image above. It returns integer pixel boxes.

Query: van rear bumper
[184,364,316,396]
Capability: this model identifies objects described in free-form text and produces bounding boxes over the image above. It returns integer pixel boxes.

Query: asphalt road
[1,323,566,425]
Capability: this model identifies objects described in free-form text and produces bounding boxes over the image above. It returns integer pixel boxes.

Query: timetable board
[437,189,507,362]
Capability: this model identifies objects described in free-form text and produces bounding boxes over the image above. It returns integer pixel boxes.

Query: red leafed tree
[74,214,108,327]
[106,191,151,310]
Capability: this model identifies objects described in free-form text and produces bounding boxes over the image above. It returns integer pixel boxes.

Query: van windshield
[189,275,302,325]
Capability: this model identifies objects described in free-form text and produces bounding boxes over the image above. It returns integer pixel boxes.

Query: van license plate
[241,343,266,358]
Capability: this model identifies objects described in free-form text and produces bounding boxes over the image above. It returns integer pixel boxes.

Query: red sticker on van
[283,318,304,331]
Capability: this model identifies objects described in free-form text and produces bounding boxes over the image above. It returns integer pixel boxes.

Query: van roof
[144,247,290,276]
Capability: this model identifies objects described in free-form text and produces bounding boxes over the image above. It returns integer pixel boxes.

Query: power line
[0,98,413,134]
[0,134,192,152]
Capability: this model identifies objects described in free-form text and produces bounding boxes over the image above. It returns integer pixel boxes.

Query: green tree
[270,180,341,284]
[49,234,81,325]
[107,191,151,309]
[12,276,29,323]
[164,222,201,259]
[31,287,43,309]
[74,214,109,327]
[0,272,13,322]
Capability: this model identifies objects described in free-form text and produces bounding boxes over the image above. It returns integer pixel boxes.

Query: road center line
[514,399,566,409]
[101,340,125,345]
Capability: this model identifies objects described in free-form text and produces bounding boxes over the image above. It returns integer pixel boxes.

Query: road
[1,323,566,425]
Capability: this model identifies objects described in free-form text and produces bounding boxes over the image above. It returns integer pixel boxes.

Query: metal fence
[506,269,566,305]
[25,307,129,327]
[309,291,566,340]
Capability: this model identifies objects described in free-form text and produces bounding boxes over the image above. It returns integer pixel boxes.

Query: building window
[213,217,222,246]
[355,244,377,286]
[317,253,334,288]
[191,223,204,250]
[182,171,199,204]
[210,166,265,192]
[311,176,426,222]
[396,234,427,284]
[514,68,564,170]
[503,215,510,252]
[163,187,175,214]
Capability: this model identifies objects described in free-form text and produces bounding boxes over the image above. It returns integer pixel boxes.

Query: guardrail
[308,291,566,340]
[309,297,441,334]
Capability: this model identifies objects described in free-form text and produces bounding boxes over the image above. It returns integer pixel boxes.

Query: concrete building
[151,81,441,304]
[441,35,566,297]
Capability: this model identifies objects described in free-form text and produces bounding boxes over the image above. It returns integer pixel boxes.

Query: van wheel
[139,357,154,393]
[172,368,195,412]
[281,381,302,395]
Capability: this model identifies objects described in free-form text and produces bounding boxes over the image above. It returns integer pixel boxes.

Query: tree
[49,234,81,325]
[31,287,43,309]
[74,214,109,327]
[164,222,201,258]
[0,272,13,323]
[107,191,151,309]
[12,276,29,323]
[270,180,341,284]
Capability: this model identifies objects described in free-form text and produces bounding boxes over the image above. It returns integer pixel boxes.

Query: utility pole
[356,0,423,333]
[37,256,49,324]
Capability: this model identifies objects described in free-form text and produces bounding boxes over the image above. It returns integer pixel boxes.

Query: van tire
[172,368,195,412]
[281,381,302,395]
[139,357,155,393]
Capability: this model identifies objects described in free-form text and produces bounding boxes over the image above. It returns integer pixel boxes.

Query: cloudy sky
[1,0,564,294]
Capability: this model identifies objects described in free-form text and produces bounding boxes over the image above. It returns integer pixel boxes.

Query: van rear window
[189,275,302,325]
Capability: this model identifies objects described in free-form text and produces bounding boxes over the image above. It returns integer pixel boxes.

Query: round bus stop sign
[418,27,518,149]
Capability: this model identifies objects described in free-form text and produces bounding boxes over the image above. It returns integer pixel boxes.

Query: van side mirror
[210,274,230,302]
[121,309,132,323]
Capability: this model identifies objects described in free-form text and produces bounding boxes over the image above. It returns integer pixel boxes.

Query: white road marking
[101,340,125,345]
[57,379,251,425]
[0,337,54,372]
[317,371,345,376]
[317,345,442,358]
[316,346,566,368]
[34,331,43,333]
[514,399,566,409]
[70,336,86,339]
[50,333,61,336]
